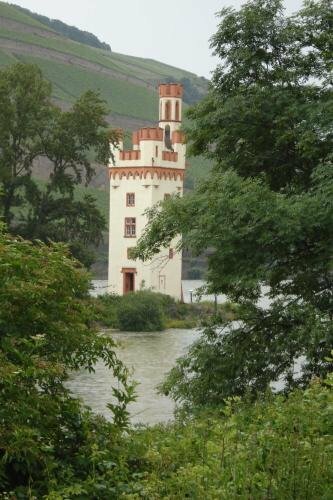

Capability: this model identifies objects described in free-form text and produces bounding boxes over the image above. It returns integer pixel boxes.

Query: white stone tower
[108,83,186,299]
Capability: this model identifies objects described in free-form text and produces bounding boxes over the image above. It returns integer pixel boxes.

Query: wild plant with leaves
[0,227,135,497]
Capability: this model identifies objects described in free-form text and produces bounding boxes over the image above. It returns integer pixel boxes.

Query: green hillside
[14,3,111,51]
[0,2,50,28]
[0,2,208,120]
[0,1,211,277]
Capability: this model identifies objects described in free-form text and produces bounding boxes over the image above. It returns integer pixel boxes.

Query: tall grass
[125,377,333,498]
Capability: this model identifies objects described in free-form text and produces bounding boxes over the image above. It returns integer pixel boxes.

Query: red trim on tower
[159,119,181,123]
[132,131,139,145]
[109,166,185,181]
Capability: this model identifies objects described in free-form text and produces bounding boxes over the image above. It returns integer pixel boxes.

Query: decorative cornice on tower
[109,166,185,181]
[159,83,183,98]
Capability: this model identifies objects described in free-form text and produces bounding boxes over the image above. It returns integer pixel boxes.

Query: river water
[67,328,200,425]
[67,280,272,425]
[67,280,213,425]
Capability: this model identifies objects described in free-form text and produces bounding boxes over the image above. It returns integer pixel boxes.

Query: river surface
[68,280,217,425]
[67,280,272,425]
[67,328,200,425]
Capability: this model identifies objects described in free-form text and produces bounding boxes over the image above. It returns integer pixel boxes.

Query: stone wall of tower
[108,83,185,300]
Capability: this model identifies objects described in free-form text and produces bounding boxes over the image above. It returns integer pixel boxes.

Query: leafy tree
[134,0,333,409]
[0,63,119,266]
[0,63,51,225]
[0,226,135,497]
[187,0,332,191]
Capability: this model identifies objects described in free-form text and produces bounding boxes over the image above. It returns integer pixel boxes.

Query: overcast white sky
[4,0,304,78]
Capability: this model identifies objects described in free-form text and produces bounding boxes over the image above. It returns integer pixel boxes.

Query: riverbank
[92,290,238,331]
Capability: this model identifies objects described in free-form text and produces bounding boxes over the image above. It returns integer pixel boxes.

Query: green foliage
[161,301,332,409]
[0,230,331,496]
[94,293,122,328]
[124,377,333,499]
[0,63,118,267]
[0,228,135,497]
[94,291,238,331]
[135,0,333,409]
[117,291,166,332]
[186,0,332,191]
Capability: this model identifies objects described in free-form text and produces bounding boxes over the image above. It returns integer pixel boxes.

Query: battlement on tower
[159,83,183,98]
[132,127,164,143]
[109,83,186,174]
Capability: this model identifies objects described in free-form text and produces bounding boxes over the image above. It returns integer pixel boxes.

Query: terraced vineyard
[0,3,207,124]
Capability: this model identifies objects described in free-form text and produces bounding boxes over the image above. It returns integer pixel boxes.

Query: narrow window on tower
[127,247,135,259]
[164,193,171,200]
[175,101,180,121]
[126,193,135,206]
[164,124,171,149]
[124,218,136,237]
[155,145,158,157]
[165,100,171,121]
[169,248,174,259]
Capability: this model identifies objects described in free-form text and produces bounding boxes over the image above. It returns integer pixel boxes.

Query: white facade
[108,83,186,300]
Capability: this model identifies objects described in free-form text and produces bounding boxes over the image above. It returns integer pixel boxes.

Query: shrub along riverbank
[93,290,238,331]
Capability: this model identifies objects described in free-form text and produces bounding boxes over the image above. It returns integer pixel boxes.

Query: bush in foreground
[0,228,135,497]
[117,291,166,332]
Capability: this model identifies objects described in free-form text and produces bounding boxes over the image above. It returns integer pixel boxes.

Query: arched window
[165,100,171,120]
[175,101,180,121]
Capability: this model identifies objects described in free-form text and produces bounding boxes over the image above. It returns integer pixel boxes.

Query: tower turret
[158,84,183,148]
